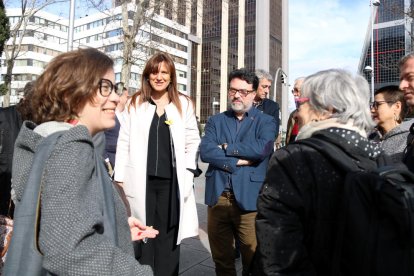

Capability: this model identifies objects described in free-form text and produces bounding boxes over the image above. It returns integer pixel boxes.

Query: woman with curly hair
[9,48,157,275]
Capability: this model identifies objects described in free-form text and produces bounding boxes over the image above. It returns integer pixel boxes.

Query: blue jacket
[200,107,277,211]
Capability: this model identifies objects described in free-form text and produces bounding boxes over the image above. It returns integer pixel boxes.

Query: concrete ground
[178,162,242,275]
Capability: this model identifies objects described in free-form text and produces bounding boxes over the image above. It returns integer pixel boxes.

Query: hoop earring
[394,114,400,123]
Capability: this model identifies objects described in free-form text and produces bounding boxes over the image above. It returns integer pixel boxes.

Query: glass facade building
[200,0,284,123]
[359,0,413,90]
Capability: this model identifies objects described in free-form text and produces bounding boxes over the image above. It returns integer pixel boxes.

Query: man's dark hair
[228,68,259,90]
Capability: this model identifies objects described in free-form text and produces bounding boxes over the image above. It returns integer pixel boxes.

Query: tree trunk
[3,59,13,107]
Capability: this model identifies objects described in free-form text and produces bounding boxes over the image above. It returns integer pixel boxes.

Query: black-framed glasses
[99,79,124,97]
[228,88,255,97]
[370,100,394,110]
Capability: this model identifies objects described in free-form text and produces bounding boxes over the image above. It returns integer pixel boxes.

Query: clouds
[289,0,371,83]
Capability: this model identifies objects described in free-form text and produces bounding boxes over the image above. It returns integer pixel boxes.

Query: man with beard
[200,68,277,276]
[398,53,414,171]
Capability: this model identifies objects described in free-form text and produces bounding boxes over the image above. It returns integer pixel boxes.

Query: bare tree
[119,0,159,89]
[2,0,67,107]
[86,0,201,90]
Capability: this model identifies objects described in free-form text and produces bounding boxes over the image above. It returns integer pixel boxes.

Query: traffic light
[280,73,287,84]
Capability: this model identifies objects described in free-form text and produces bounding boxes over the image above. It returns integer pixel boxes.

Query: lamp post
[68,0,75,51]
[273,67,287,103]
[370,0,381,102]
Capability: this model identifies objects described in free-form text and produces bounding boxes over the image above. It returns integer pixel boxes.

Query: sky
[289,0,371,84]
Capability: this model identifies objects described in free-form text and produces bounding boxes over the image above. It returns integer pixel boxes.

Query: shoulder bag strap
[4,131,65,276]
[95,152,118,246]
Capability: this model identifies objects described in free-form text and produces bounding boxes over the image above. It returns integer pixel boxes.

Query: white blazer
[114,95,200,244]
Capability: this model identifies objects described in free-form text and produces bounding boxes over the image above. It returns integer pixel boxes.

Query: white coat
[114,95,200,244]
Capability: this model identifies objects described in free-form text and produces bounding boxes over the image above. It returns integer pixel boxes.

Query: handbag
[3,131,65,276]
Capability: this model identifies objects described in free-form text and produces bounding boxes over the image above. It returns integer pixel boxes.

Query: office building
[359,0,409,90]
[199,0,287,124]
[1,1,202,106]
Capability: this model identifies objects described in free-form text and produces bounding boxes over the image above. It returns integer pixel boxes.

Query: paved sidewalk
[178,162,242,275]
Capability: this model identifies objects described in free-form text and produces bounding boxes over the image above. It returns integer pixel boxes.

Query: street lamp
[370,0,381,102]
[212,97,219,115]
[273,67,288,103]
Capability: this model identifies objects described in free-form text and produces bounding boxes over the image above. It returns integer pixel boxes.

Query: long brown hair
[130,52,188,115]
[31,48,114,124]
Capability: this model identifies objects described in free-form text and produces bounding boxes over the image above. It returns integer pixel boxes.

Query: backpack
[297,136,414,276]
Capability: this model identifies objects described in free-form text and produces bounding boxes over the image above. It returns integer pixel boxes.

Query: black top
[0,105,22,217]
[254,98,280,137]
[147,110,173,179]
[104,116,120,167]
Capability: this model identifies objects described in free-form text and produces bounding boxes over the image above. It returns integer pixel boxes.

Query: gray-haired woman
[255,69,382,275]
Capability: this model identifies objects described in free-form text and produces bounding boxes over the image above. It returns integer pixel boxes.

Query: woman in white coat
[115,52,200,276]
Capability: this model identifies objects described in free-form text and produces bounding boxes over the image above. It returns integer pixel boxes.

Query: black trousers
[139,175,180,276]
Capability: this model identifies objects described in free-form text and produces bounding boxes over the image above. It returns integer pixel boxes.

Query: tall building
[199,0,287,124]
[359,0,409,91]
[1,2,202,106]
[1,9,68,105]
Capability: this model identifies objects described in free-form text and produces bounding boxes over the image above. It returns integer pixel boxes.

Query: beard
[231,101,244,112]
[231,101,252,113]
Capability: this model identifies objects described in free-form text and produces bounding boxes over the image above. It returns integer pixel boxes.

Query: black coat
[255,128,380,276]
[255,98,280,137]
[0,105,22,217]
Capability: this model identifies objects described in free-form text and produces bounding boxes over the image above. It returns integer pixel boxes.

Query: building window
[178,83,187,92]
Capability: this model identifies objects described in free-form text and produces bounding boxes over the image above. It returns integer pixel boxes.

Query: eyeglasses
[228,88,255,97]
[370,101,394,110]
[99,79,124,97]
[295,97,309,109]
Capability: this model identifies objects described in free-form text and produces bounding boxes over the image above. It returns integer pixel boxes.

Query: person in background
[285,77,305,144]
[115,52,200,276]
[0,81,34,218]
[10,48,158,275]
[253,69,280,140]
[255,69,381,275]
[200,68,277,276]
[399,53,414,171]
[369,85,410,163]
[104,84,129,175]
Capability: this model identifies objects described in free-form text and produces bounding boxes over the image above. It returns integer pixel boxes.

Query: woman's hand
[128,217,159,242]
